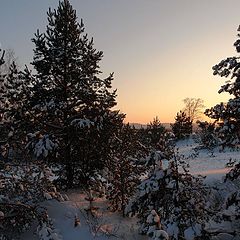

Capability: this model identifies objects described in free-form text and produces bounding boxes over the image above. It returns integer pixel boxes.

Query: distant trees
[183,98,205,122]
[139,117,173,153]
[205,26,240,146]
[171,111,192,140]
[171,98,204,141]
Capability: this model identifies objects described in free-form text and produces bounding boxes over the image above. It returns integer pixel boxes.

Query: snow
[166,222,179,238]
[153,230,169,240]
[211,233,240,240]
[175,137,238,180]
[20,192,147,240]
[26,133,58,158]
[71,119,94,128]
[184,224,202,240]
[17,136,240,240]
[0,211,4,218]
[44,192,53,200]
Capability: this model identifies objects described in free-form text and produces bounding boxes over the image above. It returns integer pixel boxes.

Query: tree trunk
[65,133,74,188]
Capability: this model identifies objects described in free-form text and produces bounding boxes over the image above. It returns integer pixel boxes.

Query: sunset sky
[1,0,240,123]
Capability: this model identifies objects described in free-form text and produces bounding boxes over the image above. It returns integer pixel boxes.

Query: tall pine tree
[29,0,122,187]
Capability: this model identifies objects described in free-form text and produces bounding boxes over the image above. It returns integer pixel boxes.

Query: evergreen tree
[139,117,174,154]
[171,111,192,140]
[107,124,146,216]
[0,162,66,239]
[0,58,32,161]
[196,121,219,149]
[126,154,209,239]
[0,73,65,240]
[28,0,122,187]
[145,117,167,150]
[205,26,240,147]
[145,210,169,240]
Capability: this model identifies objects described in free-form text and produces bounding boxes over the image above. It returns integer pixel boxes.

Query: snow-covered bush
[26,132,59,160]
[223,163,240,223]
[0,162,62,238]
[126,153,209,240]
[225,162,240,181]
[202,163,240,239]
[145,210,169,239]
[37,213,62,240]
[152,230,169,240]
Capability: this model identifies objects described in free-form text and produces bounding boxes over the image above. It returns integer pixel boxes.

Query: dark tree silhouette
[28,0,122,187]
[205,25,240,146]
[171,111,192,139]
[182,97,205,122]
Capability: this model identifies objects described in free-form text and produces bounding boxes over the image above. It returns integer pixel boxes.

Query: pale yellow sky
[112,29,233,123]
[0,0,239,123]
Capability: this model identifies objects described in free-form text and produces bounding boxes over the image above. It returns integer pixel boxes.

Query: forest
[0,1,240,240]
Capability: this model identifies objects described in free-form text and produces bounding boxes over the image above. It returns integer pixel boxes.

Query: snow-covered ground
[20,138,240,239]
[176,137,240,181]
[20,192,147,240]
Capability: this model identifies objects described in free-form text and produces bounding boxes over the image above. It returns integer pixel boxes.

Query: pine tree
[0,162,66,239]
[29,0,122,187]
[171,111,192,140]
[139,117,174,155]
[145,117,167,150]
[126,154,209,239]
[196,121,219,149]
[0,55,66,238]
[0,59,33,161]
[145,210,169,240]
[205,25,240,147]
[107,124,146,216]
